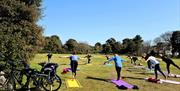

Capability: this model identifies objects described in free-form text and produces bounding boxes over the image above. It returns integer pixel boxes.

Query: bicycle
[0,59,26,91]
[19,62,62,91]
[38,62,62,91]
[0,53,62,91]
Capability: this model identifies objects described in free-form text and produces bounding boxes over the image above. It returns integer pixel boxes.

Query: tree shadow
[86,76,111,82]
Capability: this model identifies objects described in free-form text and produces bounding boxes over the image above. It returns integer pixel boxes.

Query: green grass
[30,54,180,91]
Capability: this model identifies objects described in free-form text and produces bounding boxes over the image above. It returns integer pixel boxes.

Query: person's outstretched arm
[104,57,114,64]
[59,56,70,58]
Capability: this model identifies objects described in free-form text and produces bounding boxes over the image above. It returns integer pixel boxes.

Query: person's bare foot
[72,75,75,79]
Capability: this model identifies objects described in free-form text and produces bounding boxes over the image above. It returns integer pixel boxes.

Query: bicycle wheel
[0,74,13,91]
[41,74,62,91]
[6,76,16,91]
[13,70,26,90]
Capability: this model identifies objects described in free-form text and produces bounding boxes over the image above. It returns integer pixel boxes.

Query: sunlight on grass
[30,54,180,91]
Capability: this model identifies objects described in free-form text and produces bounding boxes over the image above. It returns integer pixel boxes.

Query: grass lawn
[30,54,180,91]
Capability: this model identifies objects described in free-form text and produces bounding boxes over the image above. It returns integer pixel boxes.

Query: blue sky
[38,0,180,45]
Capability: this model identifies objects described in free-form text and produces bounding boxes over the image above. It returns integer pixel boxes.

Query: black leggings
[154,64,166,79]
[132,57,138,65]
[115,67,122,80]
[147,60,152,69]
[88,59,91,63]
[166,62,180,74]
[70,61,78,76]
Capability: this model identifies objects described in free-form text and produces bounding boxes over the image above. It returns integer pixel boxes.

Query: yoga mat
[144,78,161,83]
[160,79,180,84]
[146,70,154,74]
[134,66,145,69]
[145,78,180,84]
[66,79,82,88]
[104,63,113,66]
[157,71,180,78]
[111,79,134,89]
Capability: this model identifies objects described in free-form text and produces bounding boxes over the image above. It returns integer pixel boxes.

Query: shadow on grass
[134,72,154,75]
[125,66,146,71]
[86,76,140,90]
[126,69,144,72]
[16,87,42,91]
[60,63,86,65]
[60,63,69,65]
[86,76,110,82]
[86,76,145,82]
[123,76,144,80]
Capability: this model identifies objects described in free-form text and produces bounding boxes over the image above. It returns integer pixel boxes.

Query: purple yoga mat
[111,79,134,89]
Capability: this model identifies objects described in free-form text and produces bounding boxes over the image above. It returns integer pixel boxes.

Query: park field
[30,54,180,91]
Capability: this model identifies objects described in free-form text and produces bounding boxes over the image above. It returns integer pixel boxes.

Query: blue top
[108,55,124,67]
[70,55,79,61]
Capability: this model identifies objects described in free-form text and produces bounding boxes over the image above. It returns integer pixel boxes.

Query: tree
[154,37,162,45]
[106,38,116,45]
[142,40,152,54]
[64,39,78,52]
[42,35,63,53]
[105,38,116,53]
[113,41,122,53]
[102,43,111,54]
[156,42,166,54]
[122,38,135,54]
[160,31,172,44]
[153,31,173,54]
[94,42,102,53]
[171,30,180,57]
[121,35,143,55]
[132,35,143,55]
[77,42,93,54]
[0,0,44,61]
[122,38,134,53]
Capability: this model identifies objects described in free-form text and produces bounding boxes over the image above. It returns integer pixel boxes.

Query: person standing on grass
[47,52,52,63]
[59,51,80,78]
[84,53,92,64]
[105,54,110,60]
[159,54,180,75]
[104,53,125,80]
[69,51,80,78]
[146,54,167,80]
[143,53,154,70]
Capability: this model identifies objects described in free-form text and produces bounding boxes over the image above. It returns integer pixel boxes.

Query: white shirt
[147,56,159,65]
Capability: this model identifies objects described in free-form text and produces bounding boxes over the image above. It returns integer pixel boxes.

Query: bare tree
[153,31,173,55]
[142,40,152,54]
[160,31,172,43]
[154,37,162,45]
